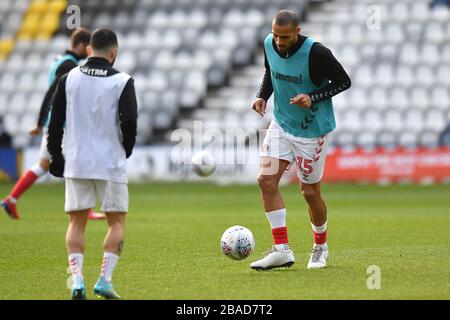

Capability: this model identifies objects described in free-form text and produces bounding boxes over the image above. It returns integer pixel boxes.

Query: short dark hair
[274,10,300,28]
[71,28,91,48]
[90,28,118,51]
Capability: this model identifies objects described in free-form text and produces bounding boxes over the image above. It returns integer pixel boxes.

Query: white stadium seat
[383,110,404,133]
[405,110,424,133]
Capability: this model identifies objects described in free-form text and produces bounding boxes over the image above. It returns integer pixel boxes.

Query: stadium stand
[0,0,449,150]
[322,0,450,149]
[185,0,450,150]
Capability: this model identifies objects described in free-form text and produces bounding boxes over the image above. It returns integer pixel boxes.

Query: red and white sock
[311,222,328,248]
[68,253,84,284]
[10,164,46,201]
[266,208,290,251]
[100,252,120,283]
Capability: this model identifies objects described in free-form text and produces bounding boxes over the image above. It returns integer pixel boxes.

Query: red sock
[314,231,327,245]
[272,227,289,245]
[10,170,39,200]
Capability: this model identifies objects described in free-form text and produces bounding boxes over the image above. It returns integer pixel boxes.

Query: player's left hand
[49,155,65,178]
[290,94,312,108]
[29,126,42,137]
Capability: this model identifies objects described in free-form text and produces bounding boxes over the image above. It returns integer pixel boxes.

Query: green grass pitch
[0,182,449,300]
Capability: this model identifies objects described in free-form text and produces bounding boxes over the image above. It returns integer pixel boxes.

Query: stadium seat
[390,87,409,111]
[369,87,388,111]
[398,131,418,149]
[385,23,405,44]
[384,110,404,134]
[420,131,440,148]
[363,110,383,132]
[335,130,355,148]
[430,87,450,111]
[0,93,9,116]
[152,109,174,131]
[395,66,414,87]
[425,110,447,133]
[436,65,450,86]
[404,21,423,42]
[378,131,397,149]
[411,1,430,21]
[399,43,419,65]
[410,87,430,110]
[356,131,377,149]
[0,39,15,60]
[405,110,424,133]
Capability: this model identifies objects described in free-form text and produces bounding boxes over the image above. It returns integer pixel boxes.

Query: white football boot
[307,244,329,269]
[250,244,295,271]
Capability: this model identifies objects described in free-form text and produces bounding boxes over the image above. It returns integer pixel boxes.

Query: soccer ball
[191,151,216,177]
[220,226,255,260]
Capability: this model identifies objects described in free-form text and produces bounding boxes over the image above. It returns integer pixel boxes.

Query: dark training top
[48,57,138,160]
[37,50,84,128]
[257,35,351,103]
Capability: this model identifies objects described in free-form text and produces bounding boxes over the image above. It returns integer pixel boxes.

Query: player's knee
[39,160,50,172]
[106,213,126,227]
[257,175,278,194]
[68,222,86,235]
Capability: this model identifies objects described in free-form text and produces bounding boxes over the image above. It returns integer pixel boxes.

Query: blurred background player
[0,117,12,147]
[1,28,105,220]
[48,29,138,299]
[250,10,351,271]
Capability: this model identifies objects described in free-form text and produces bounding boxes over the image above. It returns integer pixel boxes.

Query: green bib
[264,34,336,138]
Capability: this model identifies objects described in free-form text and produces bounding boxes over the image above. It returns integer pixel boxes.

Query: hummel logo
[304,115,314,124]
[271,70,302,84]
[300,102,320,130]
[301,113,316,129]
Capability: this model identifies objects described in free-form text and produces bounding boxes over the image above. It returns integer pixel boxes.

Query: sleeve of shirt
[256,47,274,102]
[118,78,138,158]
[47,74,68,159]
[308,43,351,104]
[37,60,78,127]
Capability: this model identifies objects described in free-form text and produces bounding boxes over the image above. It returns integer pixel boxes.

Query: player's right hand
[252,98,267,117]
[29,127,42,137]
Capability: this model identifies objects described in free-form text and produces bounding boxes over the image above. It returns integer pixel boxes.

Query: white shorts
[65,178,128,213]
[260,120,330,184]
[39,129,51,161]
